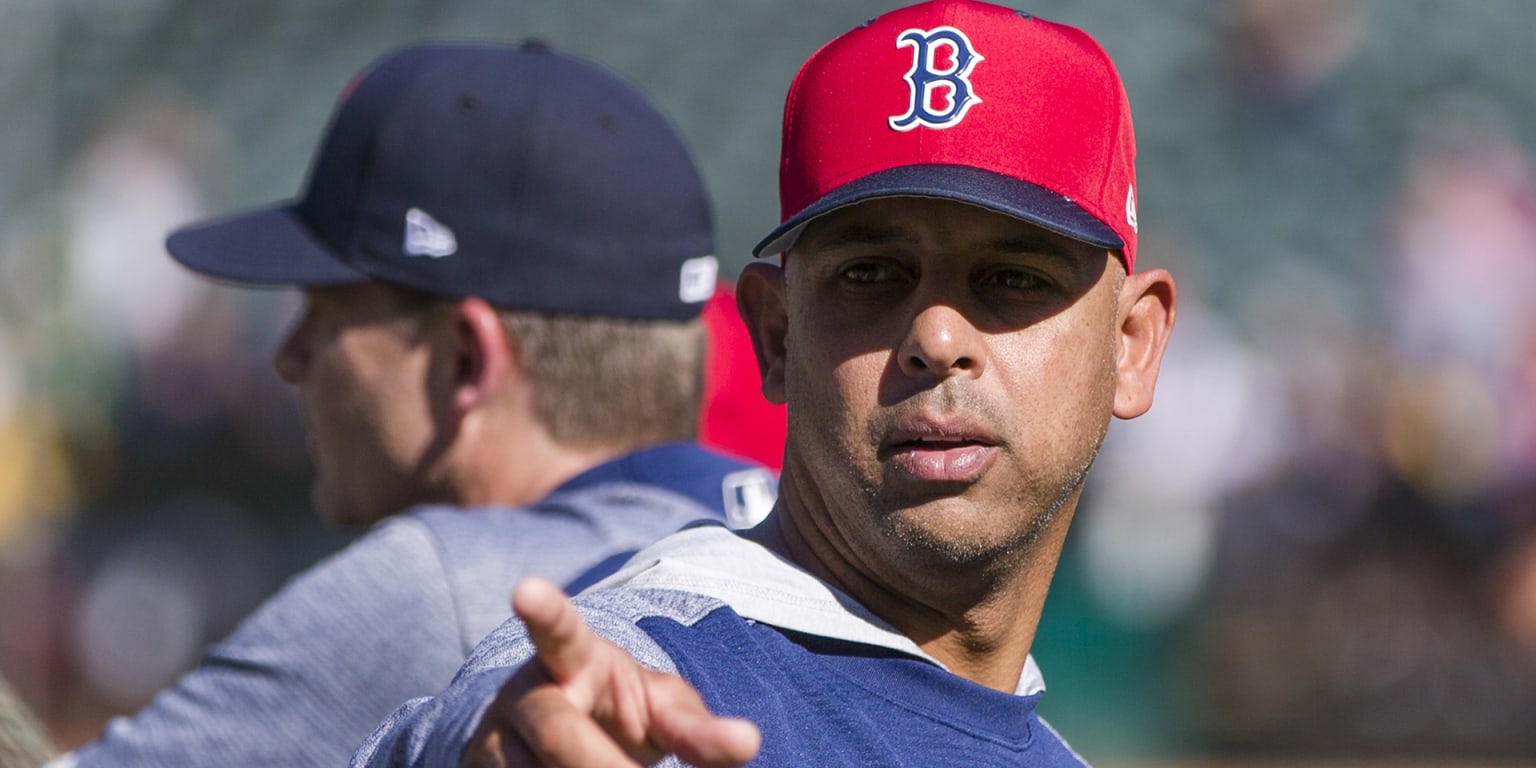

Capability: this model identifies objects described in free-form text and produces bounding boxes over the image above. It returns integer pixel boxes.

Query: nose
[272,309,311,384]
[896,303,985,381]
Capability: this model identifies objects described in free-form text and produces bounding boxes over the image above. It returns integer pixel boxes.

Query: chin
[892,522,1012,565]
[883,498,1056,567]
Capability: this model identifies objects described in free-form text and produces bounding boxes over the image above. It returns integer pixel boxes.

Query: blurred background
[1,0,1534,764]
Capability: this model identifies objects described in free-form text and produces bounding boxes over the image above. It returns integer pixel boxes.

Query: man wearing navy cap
[63,42,775,767]
[356,1,1177,766]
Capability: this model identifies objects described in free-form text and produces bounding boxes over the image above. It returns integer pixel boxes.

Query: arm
[465,579,759,767]
[353,579,758,768]
[72,519,467,767]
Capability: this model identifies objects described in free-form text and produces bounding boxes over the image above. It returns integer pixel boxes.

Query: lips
[881,418,1000,484]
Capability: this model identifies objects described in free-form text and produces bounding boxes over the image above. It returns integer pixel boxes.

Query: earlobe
[452,297,514,417]
[736,262,790,405]
[1112,268,1177,420]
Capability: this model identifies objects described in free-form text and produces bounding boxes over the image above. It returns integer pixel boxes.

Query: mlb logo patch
[721,468,777,529]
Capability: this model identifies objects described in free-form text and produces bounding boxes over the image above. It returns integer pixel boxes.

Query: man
[355,2,1176,766]
[65,42,775,767]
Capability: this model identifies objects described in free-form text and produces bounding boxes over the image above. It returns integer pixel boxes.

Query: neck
[454,417,625,509]
[769,463,1080,693]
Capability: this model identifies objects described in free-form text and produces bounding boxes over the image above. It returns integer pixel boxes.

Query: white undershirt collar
[589,519,1047,697]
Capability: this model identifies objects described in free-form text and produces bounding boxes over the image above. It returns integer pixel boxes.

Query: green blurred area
[4,0,1531,282]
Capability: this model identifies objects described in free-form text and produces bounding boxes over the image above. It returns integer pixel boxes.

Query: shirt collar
[589,519,1046,697]
[551,442,768,519]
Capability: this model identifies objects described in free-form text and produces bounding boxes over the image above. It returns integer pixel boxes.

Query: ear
[449,297,516,418]
[1112,267,1177,420]
[735,261,790,405]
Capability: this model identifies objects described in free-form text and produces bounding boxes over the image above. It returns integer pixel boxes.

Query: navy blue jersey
[355,522,1086,767]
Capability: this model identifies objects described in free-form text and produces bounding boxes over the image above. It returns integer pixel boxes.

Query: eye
[840,260,904,284]
[982,265,1052,291]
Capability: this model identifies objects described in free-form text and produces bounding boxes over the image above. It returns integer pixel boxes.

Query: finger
[463,662,645,768]
[511,578,597,685]
[508,578,760,767]
[510,578,663,758]
[462,663,546,768]
[459,727,510,768]
[515,683,646,768]
[653,712,761,768]
[645,674,761,767]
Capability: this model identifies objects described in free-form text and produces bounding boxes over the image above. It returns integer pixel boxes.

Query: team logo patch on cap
[889,26,984,131]
[403,207,457,258]
[678,255,719,303]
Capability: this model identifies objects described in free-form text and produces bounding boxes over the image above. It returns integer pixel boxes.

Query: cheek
[316,336,432,452]
[782,325,889,457]
[1024,303,1117,382]
[994,323,1117,430]
[786,314,884,401]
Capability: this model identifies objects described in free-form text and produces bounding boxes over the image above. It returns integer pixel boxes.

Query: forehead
[304,280,432,323]
[792,197,1106,262]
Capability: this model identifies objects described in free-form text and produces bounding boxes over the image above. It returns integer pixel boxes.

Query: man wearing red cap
[355,2,1175,765]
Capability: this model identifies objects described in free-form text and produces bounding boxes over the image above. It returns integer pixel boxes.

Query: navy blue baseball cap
[167,41,718,321]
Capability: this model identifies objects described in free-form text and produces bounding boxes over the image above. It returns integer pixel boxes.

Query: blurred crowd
[1068,0,1536,759]
[2,0,1534,764]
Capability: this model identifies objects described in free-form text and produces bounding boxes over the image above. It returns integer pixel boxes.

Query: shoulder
[459,587,732,679]
[65,520,466,766]
[575,585,730,629]
[198,517,464,670]
[235,517,452,636]
[603,443,778,528]
[577,587,734,674]
[402,489,721,583]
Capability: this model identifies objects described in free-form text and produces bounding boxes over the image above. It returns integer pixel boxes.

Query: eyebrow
[982,236,1088,267]
[803,223,920,251]
[806,223,1086,266]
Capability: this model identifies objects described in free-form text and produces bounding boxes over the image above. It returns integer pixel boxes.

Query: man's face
[272,281,445,527]
[775,197,1123,576]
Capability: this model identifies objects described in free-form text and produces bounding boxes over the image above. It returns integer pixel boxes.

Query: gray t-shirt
[66,443,774,767]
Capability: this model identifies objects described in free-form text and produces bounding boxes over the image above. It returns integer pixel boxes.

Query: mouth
[880,420,1000,484]
[888,433,991,449]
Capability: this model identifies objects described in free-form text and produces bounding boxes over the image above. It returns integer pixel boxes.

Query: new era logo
[403,207,457,258]
[679,255,718,303]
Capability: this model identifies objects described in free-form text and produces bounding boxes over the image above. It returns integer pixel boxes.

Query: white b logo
[889,26,984,132]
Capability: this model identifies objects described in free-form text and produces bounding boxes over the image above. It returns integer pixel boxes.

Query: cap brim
[753,164,1125,258]
[166,203,369,287]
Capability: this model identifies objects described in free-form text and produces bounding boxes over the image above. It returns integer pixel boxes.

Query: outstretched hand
[460,578,761,768]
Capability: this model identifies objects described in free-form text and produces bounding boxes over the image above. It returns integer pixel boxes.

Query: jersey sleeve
[71,517,466,767]
[349,590,686,768]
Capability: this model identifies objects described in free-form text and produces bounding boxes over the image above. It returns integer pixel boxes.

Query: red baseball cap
[754,0,1139,271]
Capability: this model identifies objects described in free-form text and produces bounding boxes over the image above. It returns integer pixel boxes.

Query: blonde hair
[499,310,702,450]
[384,282,704,450]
